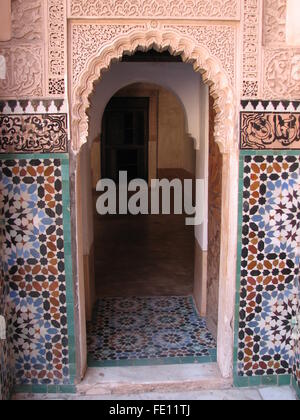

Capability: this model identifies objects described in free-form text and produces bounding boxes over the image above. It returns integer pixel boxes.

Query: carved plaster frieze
[0,1,45,98]
[0,114,68,154]
[0,99,67,115]
[263,0,287,46]
[71,29,236,155]
[242,0,261,98]
[0,46,43,98]
[11,0,44,42]
[72,23,147,86]
[69,0,240,20]
[241,112,300,149]
[241,100,300,113]
[263,49,300,99]
[72,22,236,90]
[47,0,66,96]
[163,24,235,85]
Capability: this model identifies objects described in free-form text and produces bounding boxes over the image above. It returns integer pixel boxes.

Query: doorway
[85,63,219,367]
[101,97,149,182]
[72,31,238,381]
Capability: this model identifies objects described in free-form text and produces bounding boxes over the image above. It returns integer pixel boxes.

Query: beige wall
[158,88,195,176]
[80,144,96,321]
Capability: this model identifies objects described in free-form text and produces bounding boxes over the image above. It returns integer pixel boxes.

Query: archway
[70,30,239,380]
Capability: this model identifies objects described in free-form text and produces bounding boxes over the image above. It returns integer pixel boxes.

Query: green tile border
[88,354,217,368]
[0,153,69,160]
[292,377,300,400]
[234,149,300,389]
[233,374,292,389]
[0,153,77,394]
[61,156,77,387]
[14,385,77,395]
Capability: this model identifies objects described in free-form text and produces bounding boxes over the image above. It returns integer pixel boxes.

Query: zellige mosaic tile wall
[0,151,76,393]
[0,179,14,400]
[235,101,300,392]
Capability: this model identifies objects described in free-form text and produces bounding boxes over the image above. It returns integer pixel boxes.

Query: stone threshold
[76,363,232,397]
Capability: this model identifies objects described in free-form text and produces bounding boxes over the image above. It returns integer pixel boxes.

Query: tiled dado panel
[293,299,300,397]
[0,154,76,393]
[237,100,300,392]
[234,149,300,388]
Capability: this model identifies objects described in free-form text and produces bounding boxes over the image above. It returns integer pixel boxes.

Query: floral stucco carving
[72,23,147,85]
[0,0,45,98]
[0,114,68,154]
[69,0,240,19]
[72,22,236,87]
[11,0,44,41]
[164,24,235,85]
[71,28,236,154]
[263,49,300,99]
[263,0,287,46]
[0,46,43,98]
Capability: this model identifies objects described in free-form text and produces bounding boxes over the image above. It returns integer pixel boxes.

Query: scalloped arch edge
[71,30,237,155]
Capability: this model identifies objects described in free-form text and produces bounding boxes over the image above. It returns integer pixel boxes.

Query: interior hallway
[94,211,195,297]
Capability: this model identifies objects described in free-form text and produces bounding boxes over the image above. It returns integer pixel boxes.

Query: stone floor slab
[13,386,297,400]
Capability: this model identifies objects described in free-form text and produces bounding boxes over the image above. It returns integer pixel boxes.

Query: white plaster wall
[88,62,203,148]
[195,84,209,251]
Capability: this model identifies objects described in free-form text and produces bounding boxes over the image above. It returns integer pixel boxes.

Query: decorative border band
[0,114,68,154]
[0,99,67,115]
[241,100,300,112]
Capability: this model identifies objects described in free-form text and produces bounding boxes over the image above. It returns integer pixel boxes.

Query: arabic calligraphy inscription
[241,112,300,149]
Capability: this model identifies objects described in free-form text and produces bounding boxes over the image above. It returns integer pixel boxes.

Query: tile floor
[87,296,216,367]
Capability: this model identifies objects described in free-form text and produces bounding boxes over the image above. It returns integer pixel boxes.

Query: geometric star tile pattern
[0,206,14,400]
[0,158,73,386]
[87,296,217,366]
[237,154,300,378]
[293,282,300,392]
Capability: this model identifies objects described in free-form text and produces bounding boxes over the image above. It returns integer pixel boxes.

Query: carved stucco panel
[263,0,287,46]
[263,49,300,99]
[72,23,147,86]
[72,22,236,89]
[164,24,235,85]
[69,0,240,19]
[0,114,68,154]
[0,45,43,98]
[0,0,45,98]
[242,0,262,98]
[47,0,66,96]
[11,0,44,42]
[71,28,236,154]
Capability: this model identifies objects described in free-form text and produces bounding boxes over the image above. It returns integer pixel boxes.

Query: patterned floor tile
[87,296,216,366]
